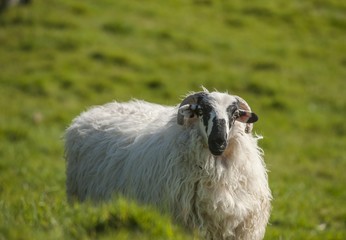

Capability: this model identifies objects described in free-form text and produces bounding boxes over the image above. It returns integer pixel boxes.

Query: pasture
[0,0,345,239]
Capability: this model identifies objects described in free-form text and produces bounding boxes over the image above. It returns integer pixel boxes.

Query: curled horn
[235,96,257,133]
[235,95,252,111]
[177,92,206,125]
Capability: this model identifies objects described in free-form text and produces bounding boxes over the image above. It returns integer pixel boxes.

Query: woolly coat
[65,100,271,240]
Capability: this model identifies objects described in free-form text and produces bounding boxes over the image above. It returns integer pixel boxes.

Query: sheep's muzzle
[208,118,228,156]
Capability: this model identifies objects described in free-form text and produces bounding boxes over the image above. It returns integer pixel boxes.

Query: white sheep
[65,88,272,240]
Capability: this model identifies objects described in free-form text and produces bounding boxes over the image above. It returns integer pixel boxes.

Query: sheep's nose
[208,118,228,156]
[214,137,227,148]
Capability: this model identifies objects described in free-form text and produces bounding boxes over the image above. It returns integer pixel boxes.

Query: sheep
[64,88,272,240]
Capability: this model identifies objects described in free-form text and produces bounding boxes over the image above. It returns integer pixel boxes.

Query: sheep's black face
[207,118,228,156]
[197,96,232,156]
[178,91,258,156]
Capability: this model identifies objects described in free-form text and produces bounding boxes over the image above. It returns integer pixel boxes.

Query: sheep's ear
[236,110,258,123]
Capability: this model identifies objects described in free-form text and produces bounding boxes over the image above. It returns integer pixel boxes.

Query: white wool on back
[65,99,271,240]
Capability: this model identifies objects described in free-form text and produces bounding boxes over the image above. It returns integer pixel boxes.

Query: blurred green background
[0,0,345,239]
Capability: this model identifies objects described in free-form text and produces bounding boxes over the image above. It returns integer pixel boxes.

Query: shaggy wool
[65,92,272,240]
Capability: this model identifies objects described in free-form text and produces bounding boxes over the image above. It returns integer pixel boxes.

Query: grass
[0,0,345,239]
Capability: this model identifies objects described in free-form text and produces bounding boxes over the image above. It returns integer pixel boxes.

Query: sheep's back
[65,100,176,202]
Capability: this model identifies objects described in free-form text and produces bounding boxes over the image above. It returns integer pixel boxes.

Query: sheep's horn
[235,96,257,133]
[177,92,207,125]
[235,96,252,112]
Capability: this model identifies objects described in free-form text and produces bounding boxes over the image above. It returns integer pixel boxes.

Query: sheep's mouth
[209,145,226,156]
[208,137,228,156]
[210,150,224,156]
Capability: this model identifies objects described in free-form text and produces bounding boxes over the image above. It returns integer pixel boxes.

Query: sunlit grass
[0,0,345,239]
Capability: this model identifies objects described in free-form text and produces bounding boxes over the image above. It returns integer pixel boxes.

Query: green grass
[0,0,345,239]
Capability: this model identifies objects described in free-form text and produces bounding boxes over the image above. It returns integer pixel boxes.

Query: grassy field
[0,0,345,239]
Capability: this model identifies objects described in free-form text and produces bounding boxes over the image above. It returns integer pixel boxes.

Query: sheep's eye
[227,105,237,128]
[196,102,211,117]
[227,105,237,116]
[195,107,203,116]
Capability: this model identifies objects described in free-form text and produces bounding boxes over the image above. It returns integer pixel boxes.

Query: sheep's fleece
[65,89,272,240]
